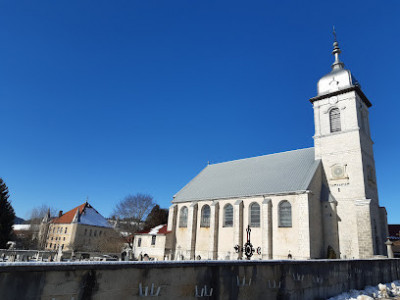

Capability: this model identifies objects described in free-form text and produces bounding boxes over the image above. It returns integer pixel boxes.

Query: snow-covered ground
[328,280,400,300]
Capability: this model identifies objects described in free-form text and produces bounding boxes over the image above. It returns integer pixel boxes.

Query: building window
[279,201,292,227]
[99,231,102,236]
[89,229,92,236]
[179,206,188,228]
[65,227,67,234]
[63,237,65,241]
[49,243,52,248]
[138,238,142,247]
[151,235,156,245]
[223,204,233,227]
[330,108,341,132]
[84,229,87,236]
[200,205,211,227]
[60,227,63,233]
[249,202,260,227]
[94,230,97,237]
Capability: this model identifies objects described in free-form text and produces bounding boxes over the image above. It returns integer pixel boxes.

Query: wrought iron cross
[234,225,261,260]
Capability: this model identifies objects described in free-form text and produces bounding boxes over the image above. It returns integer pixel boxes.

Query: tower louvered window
[330,108,341,132]
[223,204,233,227]
[249,202,260,227]
[179,206,188,228]
[279,201,292,227]
[200,205,211,227]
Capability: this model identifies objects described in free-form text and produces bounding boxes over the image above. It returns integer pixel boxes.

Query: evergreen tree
[0,178,15,248]
[144,205,168,230]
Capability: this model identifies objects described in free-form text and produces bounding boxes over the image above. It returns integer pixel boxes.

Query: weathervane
[234,225,261,260]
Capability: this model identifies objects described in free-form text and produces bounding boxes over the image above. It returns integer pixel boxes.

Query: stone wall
[1,259,400,300]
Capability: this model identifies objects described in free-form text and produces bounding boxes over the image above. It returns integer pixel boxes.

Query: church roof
[173,147,320,203]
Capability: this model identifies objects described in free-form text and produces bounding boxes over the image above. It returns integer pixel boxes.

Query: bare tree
[113,193,155,233]
[96,230,125,254]
[26,204,57,249]
[29,204,58,224]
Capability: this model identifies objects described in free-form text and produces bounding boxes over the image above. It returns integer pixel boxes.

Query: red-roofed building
[40,202,117,253]
[132,224,173,261]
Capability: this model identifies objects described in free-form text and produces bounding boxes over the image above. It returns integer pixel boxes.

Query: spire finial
[333,26,337,43]
[331,26,344,70]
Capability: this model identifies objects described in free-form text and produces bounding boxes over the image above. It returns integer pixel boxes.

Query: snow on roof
[79,206,111,228]
[149,224,165,235]
[136,224,169,235]
[13,224,31,231]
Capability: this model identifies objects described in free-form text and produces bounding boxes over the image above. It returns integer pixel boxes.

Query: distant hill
[14,216,25,224]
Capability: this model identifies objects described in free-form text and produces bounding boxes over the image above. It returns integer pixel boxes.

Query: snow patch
[12,224,31,231]
[149,224,165,235]
[79,207,111,227]
[328,280,400,300]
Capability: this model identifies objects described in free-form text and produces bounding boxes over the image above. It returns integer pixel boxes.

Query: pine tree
[144,205,168,230]
[0,178,15,248]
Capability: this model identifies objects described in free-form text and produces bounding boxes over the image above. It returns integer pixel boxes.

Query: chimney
[58,210,63,217]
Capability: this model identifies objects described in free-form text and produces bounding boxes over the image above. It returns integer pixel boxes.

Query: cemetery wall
[0,259,400,300]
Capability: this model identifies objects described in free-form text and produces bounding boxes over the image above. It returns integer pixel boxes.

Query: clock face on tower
[331,164,347,180]
[333,166,344,177]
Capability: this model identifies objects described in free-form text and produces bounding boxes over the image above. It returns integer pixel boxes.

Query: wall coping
[0,258,398,272]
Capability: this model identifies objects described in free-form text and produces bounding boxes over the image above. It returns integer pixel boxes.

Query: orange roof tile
[52,202,87,224]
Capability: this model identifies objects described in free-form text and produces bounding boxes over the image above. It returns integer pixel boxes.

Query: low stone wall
[0,259,399,300]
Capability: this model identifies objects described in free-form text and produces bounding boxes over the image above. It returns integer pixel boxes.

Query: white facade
[132,225,173,261]
[166,39,388,260]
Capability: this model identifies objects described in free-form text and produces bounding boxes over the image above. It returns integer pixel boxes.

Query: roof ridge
[208,147,315,166]
[52,202,97,224]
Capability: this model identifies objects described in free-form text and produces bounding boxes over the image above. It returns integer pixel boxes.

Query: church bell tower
[310,35,388,258]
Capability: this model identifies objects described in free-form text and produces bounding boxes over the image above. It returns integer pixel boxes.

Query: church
[165,38,389,260]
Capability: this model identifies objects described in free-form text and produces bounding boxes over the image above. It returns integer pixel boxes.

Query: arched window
[249,202,260,227]
[200,205,211,227]
[223,204,233,227]
[179,206,188,228]
[279,201,292,227]
[330,108,341,132]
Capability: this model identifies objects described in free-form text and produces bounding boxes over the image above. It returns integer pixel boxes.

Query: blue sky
[1,1,400,223]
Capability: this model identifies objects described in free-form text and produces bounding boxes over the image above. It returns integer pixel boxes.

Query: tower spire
[331,26,344,70]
